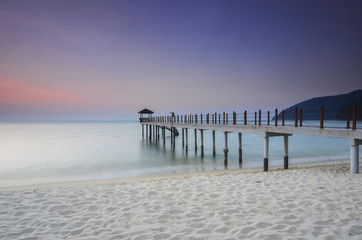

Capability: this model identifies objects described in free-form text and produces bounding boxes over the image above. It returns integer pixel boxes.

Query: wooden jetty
[139,107,362,174]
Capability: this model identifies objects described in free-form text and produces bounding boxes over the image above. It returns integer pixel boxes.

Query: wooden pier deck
[140,108,362,174]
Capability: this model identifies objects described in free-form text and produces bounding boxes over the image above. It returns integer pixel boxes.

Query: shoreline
[0,159,353,193]
[1,159,362,239]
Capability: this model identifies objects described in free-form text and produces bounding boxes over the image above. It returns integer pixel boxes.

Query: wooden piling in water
[264,136,269,171]
[185,128,188,152]
[194,129,197,151]
[284,135,289,169]
[239,133,242,165]
[212,130,216,156]
[200,130,204,157]
[182,128,184,148]
[224,132,228,167]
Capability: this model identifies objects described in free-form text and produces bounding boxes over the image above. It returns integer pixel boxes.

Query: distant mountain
[277,90,362,120]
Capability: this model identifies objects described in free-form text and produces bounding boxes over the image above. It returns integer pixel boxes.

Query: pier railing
[148,105,361,130]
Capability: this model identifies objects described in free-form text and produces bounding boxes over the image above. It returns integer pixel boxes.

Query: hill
[278,90,362,120]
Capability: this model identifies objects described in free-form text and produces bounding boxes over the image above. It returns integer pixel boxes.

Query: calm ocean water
[0,121,352,188]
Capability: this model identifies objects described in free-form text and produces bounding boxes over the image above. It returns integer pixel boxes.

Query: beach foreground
[1,162,362,240]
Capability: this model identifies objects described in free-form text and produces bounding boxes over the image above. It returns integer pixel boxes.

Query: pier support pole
[194,129,197,151]
[142,124,144,138]
[200,130,204,157]
[350,139,361,174]
[224,132,229,167]
[170,127,173,146]
[146,125,148,140]
[185,128,189,152]
[162,127,165,145]
[182,128,185,149]
[284,135,289,169]
[238,133,242,166]
[149,125,152,140]
[212,130,216,156]
[264,136,269,171]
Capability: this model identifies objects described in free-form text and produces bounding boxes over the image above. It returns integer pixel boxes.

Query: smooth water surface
[0,121,352,188]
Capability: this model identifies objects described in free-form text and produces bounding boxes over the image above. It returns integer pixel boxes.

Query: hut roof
[138,108,154,114]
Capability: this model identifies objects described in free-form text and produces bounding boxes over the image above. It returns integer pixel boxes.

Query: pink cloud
[0,77,83,106]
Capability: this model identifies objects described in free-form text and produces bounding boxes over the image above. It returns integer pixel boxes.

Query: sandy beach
[1,161,362,240]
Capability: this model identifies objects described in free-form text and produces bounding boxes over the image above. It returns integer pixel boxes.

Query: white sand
[1,161,362,240]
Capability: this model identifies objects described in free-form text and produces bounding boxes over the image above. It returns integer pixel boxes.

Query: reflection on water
[0,121,352,188]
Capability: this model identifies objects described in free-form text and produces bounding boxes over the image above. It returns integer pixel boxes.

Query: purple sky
[1,0,361,121]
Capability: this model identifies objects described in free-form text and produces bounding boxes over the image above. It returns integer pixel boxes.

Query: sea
[0,121,355,188]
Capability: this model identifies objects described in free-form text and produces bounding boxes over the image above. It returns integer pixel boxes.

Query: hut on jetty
[138,108,154,122]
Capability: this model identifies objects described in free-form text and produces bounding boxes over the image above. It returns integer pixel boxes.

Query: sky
[0,0,361,121]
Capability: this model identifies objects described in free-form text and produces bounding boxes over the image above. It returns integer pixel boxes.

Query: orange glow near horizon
[0,77,83,106]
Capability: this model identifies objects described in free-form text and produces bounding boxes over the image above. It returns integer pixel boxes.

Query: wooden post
[352,104,357,130]
[149,125,152,140]
[267,111,270,125]
[201,114,203,124]
[259,110,261,125]
[182,128,184,149]
[194,129,197,151]
[320,106,324,129]
[170,127,173,146]
[233,111,236,125]
[295,108,298,127]
[282,110,285,126]
[212,113,214,124]
[207,113,209,124]
[185,128,188,152]
[275,109,278,126]
[255,112,257,125]
[223,112,225,125]
[347,108,350,129]
[195,114,198,124]
[300,109,303,127]
[156,126,159,141]
[163,127,165,145]
[226,113,228,124]
[238,133,242,166]
[284,135,289,169]
[212,130,216,156]
[244,111,247,125]
[219,113,221,124]
[200,130,204,157]
[224,132,228,167]
[142,124,144,138]
[264,136,269,171]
